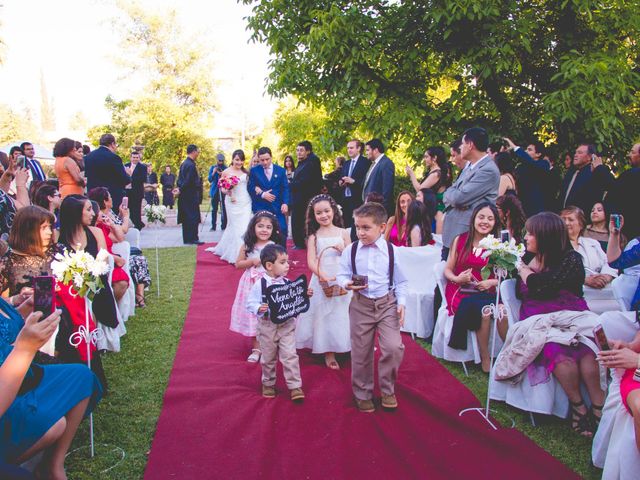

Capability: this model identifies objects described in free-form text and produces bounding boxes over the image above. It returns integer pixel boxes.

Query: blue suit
[362,155,395,215]
[208,164,227,230]
[248,163,290,244]
[85,146,131,211]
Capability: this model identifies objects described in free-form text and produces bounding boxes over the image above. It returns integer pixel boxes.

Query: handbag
[318,245,348,297]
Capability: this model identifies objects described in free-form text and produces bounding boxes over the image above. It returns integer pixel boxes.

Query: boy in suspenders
[337,203,408,412]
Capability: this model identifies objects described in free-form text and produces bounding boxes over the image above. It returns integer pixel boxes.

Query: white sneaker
[247,349,261,363]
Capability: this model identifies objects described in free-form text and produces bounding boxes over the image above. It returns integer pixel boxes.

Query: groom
[248,146,290,246]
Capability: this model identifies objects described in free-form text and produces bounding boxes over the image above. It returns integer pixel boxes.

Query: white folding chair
[397,245,440,339]
[431,262,504,374]
[611,273,638,311]
[111,241,135,320]
[124,227,141,250]
[96,255,126,352]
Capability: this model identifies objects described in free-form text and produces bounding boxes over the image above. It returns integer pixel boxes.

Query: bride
[208,149,252,263]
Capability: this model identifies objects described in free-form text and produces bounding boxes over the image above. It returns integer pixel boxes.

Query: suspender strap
[350,241,359,276]
[261,277,267,304]
[387,241,394,289]
[350,241,395,290]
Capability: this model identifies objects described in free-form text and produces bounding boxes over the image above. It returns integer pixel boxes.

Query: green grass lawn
[65,247,196,479]
[64,247,600,479]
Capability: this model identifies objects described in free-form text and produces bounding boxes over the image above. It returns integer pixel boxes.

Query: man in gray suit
[362,138,395,215]
[442,127,500,259]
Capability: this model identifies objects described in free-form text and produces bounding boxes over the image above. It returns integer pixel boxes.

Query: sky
[0,0,277,140]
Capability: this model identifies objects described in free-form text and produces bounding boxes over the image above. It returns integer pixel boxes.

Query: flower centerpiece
[144,204,167,224]
[475,235,526,280]
[218,175,240,192]
[51,248,110,299]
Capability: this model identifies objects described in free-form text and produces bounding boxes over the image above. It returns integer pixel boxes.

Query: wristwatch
[633,355,640,382]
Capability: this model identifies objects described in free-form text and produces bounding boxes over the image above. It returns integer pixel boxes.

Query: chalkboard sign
[265,275,310,324]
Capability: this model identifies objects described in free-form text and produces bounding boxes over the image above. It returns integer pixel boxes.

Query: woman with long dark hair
[283,155,296,183]
[405,146,452,233]
[512,212,605,437]
[496,152,517,197]
[496,194,526,244]
[444,202,503,372]
[406,200,433,247]
[211,149,253,264]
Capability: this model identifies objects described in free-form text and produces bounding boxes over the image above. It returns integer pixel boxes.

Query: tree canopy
[241,0,640,161]
[88,2,218,172]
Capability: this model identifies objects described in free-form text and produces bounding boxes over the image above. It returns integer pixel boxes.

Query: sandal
[136,294,146,308]
[247,349,261,363]
[569,400,593,438]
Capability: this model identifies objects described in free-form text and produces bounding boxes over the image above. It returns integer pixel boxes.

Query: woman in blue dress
[0,294,102,479]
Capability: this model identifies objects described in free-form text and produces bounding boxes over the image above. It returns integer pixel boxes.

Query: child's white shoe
[247,349,261,363]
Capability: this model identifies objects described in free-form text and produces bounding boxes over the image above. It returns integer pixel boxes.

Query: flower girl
[230,211,283,362]
[296,194,352,369]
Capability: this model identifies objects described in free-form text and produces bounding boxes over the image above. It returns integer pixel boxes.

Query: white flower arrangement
[51,248,110,299]
[144,204,167,224]
[474,235,526,280]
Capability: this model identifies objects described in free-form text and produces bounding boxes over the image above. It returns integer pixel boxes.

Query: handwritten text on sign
[266,275,310,324]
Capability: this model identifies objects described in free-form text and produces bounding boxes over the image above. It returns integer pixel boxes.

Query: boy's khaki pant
[257,317,302,389]
[350,292,404,400]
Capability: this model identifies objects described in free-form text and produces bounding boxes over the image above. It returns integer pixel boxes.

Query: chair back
[125,228,141,249]
[500,279,521,326]
[611,274,638,311]
[396,245,441,294]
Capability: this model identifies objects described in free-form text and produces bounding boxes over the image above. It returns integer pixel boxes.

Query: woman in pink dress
[385,190,414,247]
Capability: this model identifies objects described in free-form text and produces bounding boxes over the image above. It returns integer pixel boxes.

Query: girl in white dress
[209,149,253,264]
[296,194,352,369]
[229,211,284,362]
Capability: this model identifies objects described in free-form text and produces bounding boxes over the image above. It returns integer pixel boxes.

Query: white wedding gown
[208,173,252,264]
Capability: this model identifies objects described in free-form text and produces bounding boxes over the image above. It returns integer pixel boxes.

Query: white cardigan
[576,236,617,277]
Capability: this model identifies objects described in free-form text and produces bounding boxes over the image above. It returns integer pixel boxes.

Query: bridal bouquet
[218,175,240,191]
[51,248,110,299]
[474,235,526,280]
[144,204,167,224]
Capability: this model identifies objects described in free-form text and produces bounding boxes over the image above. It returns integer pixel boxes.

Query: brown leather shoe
[354,398,375,413]
[290,388,305,401]
[381,394,398,409]
[262,385,276,398]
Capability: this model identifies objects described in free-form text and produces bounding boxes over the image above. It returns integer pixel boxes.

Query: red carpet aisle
[144,245,580,480]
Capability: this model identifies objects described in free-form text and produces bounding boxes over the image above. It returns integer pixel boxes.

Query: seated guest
[444,202,503,372]
[561,206,618,313]
[384,190,414,247]
[88,187,150,307]
[406,146,451,232]
[584,201,626,252]
[53,137,85,199]
[58,195,120,346]
[496,194,526,243]
[607,215,640,312]
[514,212,604,437]
[0,302,102,478]
[416,188,438,233]
[496,152,517,197]
[33,183,62,234]
[405,200,434,247]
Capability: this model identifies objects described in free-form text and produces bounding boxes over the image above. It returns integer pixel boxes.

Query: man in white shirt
[337,202,408,412]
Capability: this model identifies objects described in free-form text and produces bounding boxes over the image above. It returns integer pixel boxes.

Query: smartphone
[352,274,368,287]
[611,214,621,231]
[33,276,55,319]
[500,229,511,243]
[593,325,610,351]
[17,155,26,168]
[121,196,129,209]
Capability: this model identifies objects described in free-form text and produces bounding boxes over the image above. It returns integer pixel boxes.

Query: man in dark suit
[176,144,204,245]
[362,138,395,215]
[20,142,47,182]
[125,151,147,229]
[559,143,614,215]
[85,134,131,212]
[607,142,640,240]
[249,146,290,246]
[339,139,370,227]
[290,140,322,248]
[208,153,227,231]
[504,137,550,217]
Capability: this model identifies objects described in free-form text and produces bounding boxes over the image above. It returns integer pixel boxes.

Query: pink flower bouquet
[218,175,240,191]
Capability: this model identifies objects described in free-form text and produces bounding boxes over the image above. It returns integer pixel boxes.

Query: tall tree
[40,71,56,132]
[242,0,640,159]
[88,1,218,172]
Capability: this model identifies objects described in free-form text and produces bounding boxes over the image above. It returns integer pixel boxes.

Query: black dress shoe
[210,226,216,231]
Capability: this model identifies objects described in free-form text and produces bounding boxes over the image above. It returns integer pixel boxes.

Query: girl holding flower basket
[210,150,253,264]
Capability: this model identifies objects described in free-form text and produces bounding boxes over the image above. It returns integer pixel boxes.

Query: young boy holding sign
[337,202,408,412]
[246,244,312,401]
